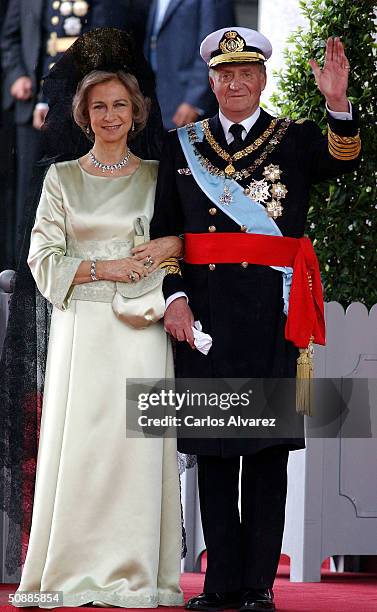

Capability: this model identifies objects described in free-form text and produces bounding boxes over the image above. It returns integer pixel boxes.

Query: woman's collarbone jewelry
[89,148,132,174]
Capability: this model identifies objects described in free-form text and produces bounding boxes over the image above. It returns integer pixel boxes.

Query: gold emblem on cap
[220,31,245,55]
[208,30,266,67]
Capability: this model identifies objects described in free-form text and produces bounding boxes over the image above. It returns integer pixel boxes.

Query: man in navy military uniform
[149,27,361,611]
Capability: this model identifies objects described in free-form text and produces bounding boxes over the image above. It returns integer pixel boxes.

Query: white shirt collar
[219,107,261,144]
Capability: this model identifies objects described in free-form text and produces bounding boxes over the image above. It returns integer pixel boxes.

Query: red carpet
[1,562,376,612]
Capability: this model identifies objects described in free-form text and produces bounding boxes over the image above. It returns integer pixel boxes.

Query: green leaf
[271,0,376,307]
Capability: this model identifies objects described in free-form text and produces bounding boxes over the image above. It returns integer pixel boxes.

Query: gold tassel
[296,337,314,416]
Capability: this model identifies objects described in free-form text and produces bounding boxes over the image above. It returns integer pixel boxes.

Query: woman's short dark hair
[72,70,150,141]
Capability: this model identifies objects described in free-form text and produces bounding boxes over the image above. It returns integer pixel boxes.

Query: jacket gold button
[52,1,60,9]
[208,225,216,232]
[209,264,216,271]
[240,225,247,232]
[241,261,249,268]
[209,208,217,215]
[51,16,59,25]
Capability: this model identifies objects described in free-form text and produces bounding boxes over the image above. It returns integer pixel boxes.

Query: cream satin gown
[14,160,183,608]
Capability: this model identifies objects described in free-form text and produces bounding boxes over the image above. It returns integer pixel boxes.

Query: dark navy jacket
[151,109,361,456]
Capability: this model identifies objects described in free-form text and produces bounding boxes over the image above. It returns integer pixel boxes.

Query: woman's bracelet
[90,259,98,282]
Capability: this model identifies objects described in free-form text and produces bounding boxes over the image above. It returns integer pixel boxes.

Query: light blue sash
[177,122,293,314]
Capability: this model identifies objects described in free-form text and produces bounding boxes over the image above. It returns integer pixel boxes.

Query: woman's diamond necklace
[89,148,132,174]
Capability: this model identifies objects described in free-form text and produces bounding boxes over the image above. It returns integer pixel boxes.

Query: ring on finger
[128,270,139,282]
[144,255,154,269]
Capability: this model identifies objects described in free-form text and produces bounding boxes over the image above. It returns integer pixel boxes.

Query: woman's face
[87,79,133,146]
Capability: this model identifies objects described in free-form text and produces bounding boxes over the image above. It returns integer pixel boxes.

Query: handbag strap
[134,216,150,246]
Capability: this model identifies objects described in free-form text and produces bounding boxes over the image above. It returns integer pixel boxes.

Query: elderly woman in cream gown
[13,68,184,608]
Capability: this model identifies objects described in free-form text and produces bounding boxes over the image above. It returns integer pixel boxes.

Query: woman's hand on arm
[72,257,148,285]
[130,236,184,272]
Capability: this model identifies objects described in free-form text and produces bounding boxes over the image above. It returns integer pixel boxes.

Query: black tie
[229,123,245,152]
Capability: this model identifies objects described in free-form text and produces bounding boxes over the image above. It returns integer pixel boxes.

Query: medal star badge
[271,182,288,200]
[73,1,89,17]
[266,200,284,219]
[219,183,233,205]
[245,166,287,219]
[244,178,270,204]
[263,164,281,182]
[60,1,73,16]
[63,16,82,36]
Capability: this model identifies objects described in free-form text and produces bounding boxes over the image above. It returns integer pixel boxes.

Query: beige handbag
[111,216,166,329]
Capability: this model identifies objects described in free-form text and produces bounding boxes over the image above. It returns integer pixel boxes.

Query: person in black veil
[0,27,184,607]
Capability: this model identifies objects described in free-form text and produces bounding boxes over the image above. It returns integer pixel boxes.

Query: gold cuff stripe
[328,146,361,159]
[329,149,361,160]
[160,257,182,276]
[328,127,361,145]
[329,144,361,154]
[160,257,180,265]
[329,141,361,152]
[162,266,182,276]
[328,145,361,160]
[208,51,266,67]
[328,126,361,160]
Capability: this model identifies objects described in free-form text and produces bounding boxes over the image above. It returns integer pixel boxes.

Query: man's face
[209,63,266,119]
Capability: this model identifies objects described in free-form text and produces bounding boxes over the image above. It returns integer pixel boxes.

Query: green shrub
[270,0,376,307]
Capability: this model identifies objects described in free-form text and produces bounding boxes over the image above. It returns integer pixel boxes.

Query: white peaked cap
[200,27,272,68]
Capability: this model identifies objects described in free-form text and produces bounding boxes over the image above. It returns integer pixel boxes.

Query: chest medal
[244,164,288,219]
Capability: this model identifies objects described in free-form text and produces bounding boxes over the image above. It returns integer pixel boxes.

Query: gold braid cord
[202,118,278,163]
[159,257,182,276]
[186,120,291,182]
[328,126,361,160]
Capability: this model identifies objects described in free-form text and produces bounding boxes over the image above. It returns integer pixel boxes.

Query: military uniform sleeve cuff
[165,292,188,311]
[327,102,359,137]
[326,101,352,120]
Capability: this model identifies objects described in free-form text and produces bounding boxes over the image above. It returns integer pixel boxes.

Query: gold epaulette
[159,257,182,276]
[328,126,361,160]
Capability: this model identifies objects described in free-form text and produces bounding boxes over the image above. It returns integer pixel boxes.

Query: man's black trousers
[197,445,289,592]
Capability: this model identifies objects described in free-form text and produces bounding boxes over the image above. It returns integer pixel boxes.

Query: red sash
[184,232,325,349]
